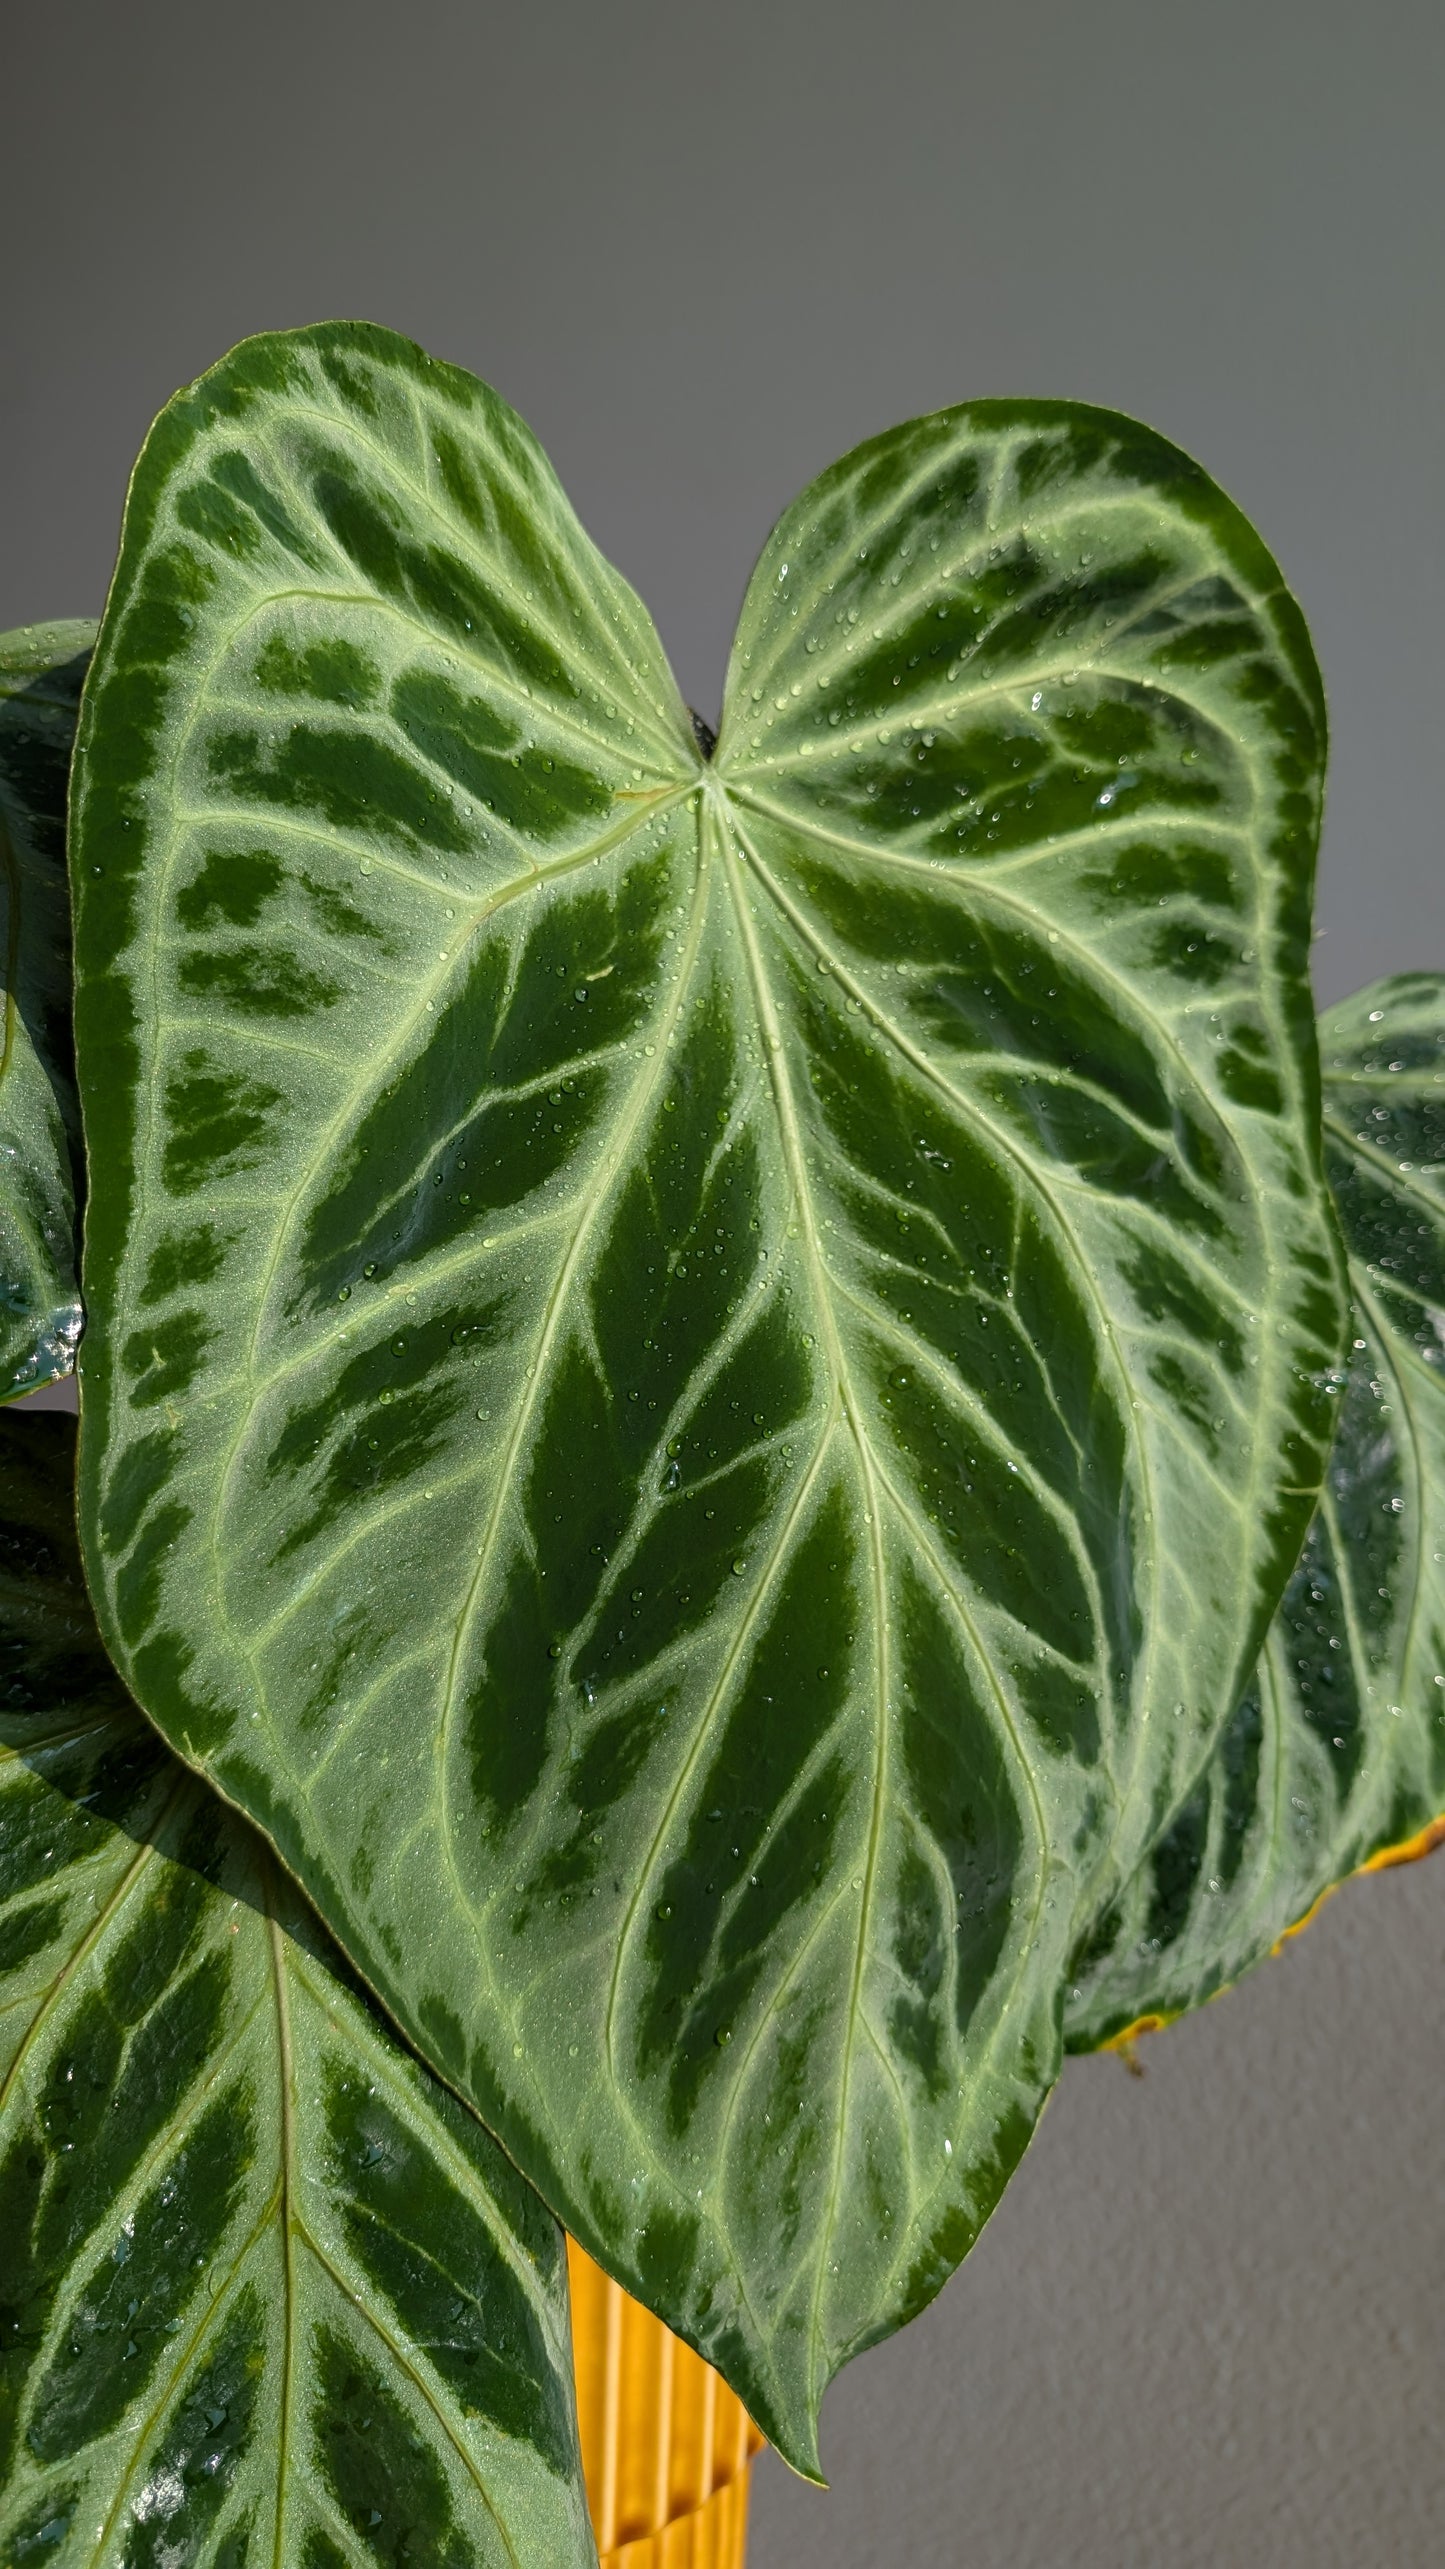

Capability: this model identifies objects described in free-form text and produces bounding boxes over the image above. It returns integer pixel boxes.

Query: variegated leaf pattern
[0,622,92,1400]
[0,1416,594,2569]
[70,326,1343,2470]
[1066,973,1445,2048]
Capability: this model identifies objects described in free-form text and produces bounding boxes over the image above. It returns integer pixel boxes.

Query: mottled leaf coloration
[71,325,1344,2469]
[0,622,92,1400]
[0,1416,594,2568]
[1067,974,1445,2047]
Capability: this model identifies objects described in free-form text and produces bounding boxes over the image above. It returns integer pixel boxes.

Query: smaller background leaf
[0,621,92,1401]
[1065,973,1445,2049]
[0,1413,595,2569]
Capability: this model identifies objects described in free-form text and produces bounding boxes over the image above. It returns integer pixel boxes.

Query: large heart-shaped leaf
[0,1415,595,2568]
[0,622,92,1400]
[1065,974,1445,2048]
[70,324,1344,2469]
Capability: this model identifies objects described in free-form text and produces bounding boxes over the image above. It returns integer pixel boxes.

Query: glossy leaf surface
[0,1416,594,2569]
[0,622,91,1399]
[72,325,1343,2468]
[1066,975,1445,2047]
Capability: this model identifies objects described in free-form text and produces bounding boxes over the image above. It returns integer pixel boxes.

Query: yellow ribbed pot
[567,2240,765,2566]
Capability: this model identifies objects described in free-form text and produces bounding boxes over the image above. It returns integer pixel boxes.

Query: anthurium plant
[1,322,1440,2564]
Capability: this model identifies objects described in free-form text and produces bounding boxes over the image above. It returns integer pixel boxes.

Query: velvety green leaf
[70,325,1344,2470]
[1065,974,1445,2048]
[0,623,92,1400]
[0,1415,594,2568]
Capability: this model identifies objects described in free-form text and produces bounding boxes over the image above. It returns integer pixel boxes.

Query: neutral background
[5,4,1441,2560]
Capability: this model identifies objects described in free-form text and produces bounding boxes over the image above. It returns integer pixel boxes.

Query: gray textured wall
[6,4,1441,2559]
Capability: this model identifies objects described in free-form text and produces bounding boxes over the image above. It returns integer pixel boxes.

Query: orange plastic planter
[567,2239,765,2566]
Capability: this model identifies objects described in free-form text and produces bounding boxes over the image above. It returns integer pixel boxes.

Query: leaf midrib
[709,786,897,2421]
[265,1876,299,2569]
